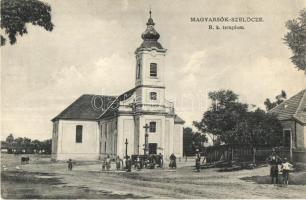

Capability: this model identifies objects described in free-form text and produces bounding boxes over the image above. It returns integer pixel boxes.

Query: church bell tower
[134,11,167,113]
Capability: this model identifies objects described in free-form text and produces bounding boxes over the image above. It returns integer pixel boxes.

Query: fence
[203,145,290,163]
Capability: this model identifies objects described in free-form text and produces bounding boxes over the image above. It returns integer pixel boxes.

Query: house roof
[269,89,306,124]
[52,94,116,122]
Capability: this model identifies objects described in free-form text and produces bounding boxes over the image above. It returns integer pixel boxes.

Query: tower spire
[146,9,155,26]
[136,10,165,52]
[149,8,152,18]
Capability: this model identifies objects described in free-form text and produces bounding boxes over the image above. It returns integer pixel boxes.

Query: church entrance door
[149,143,157,154]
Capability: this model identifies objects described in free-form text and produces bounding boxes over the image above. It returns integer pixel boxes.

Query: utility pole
[143,124,149,155]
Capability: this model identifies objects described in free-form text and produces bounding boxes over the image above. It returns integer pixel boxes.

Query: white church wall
[145,118,163,151]
[99,118,118,158]
[138,115,166,155]
[117,116,135,158]
[135,87,166,113]
[51,121,59,160]
[56,120,99,160]
[173,123,184,158]
[164,117,174,159]
[136,50,166,88]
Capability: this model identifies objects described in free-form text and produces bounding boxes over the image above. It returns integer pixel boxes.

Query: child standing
[281,158,293,186]
[67,159,73,171]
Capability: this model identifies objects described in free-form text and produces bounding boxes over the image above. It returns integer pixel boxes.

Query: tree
[32,139,41,153]
[40,139,52,154]
[1,0,54,46]
[5,133,14,153]
[264,90,287,111]
[284,9,306,72]
[236,109,283,163]
[14,137,24,153]
[183,127,194,156]
[183,127,208,156]
[194,89,283,163]
[192,131,208,151]
[193,90,248,145]
[23,137,33,153]
[5,133,14,143]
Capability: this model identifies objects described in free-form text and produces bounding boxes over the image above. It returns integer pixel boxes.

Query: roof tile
[52,94,116,121]
[269,89,306,124]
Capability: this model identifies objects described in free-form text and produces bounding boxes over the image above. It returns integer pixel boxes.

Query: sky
[1,0,306,140]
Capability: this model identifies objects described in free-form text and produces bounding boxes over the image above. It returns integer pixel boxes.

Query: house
[51,12,185,161]
[269,89,306,162]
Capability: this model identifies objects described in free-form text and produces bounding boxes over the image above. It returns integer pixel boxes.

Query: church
[51,12,185,161]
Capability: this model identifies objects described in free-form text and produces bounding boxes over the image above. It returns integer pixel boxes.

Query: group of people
[267,149,293,186]
[192,149,294,186]
[67,153,177,172]
[142,153,164,169]
[103,155,132,172]
[66,149,294,186]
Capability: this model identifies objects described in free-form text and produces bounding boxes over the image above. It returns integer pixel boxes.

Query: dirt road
[2,159,306,199]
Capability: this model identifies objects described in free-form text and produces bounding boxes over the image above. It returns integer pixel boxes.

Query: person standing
[67,159,73,171]
[159,153,163,168]
[122,156,126,170]
[266,149,282,185]
[195,153,201,172]
[116,156,121,171]
[102,159,106,171]
[202,155,207,165]
[136,156,141,170]
[170,153,177,169]
[281,158,293,186]
[106,155,111,171]
[126,156,132,172]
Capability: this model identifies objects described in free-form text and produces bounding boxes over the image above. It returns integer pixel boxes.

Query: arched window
[150,92,157,100]
[150,63,157,77]
[76,125,83,143]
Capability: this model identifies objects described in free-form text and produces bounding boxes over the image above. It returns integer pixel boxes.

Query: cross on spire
[149,8,152,18]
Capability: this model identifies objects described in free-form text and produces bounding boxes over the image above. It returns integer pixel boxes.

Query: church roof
[98,88,136,119]
[174,115,185,124]
[138,40,163,50]
[269,89,306,124]
[52,91,185,124]
[51,94,116,122]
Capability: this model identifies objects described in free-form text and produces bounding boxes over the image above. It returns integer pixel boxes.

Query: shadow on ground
[1,171,150,199]
[240,172,306,185]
